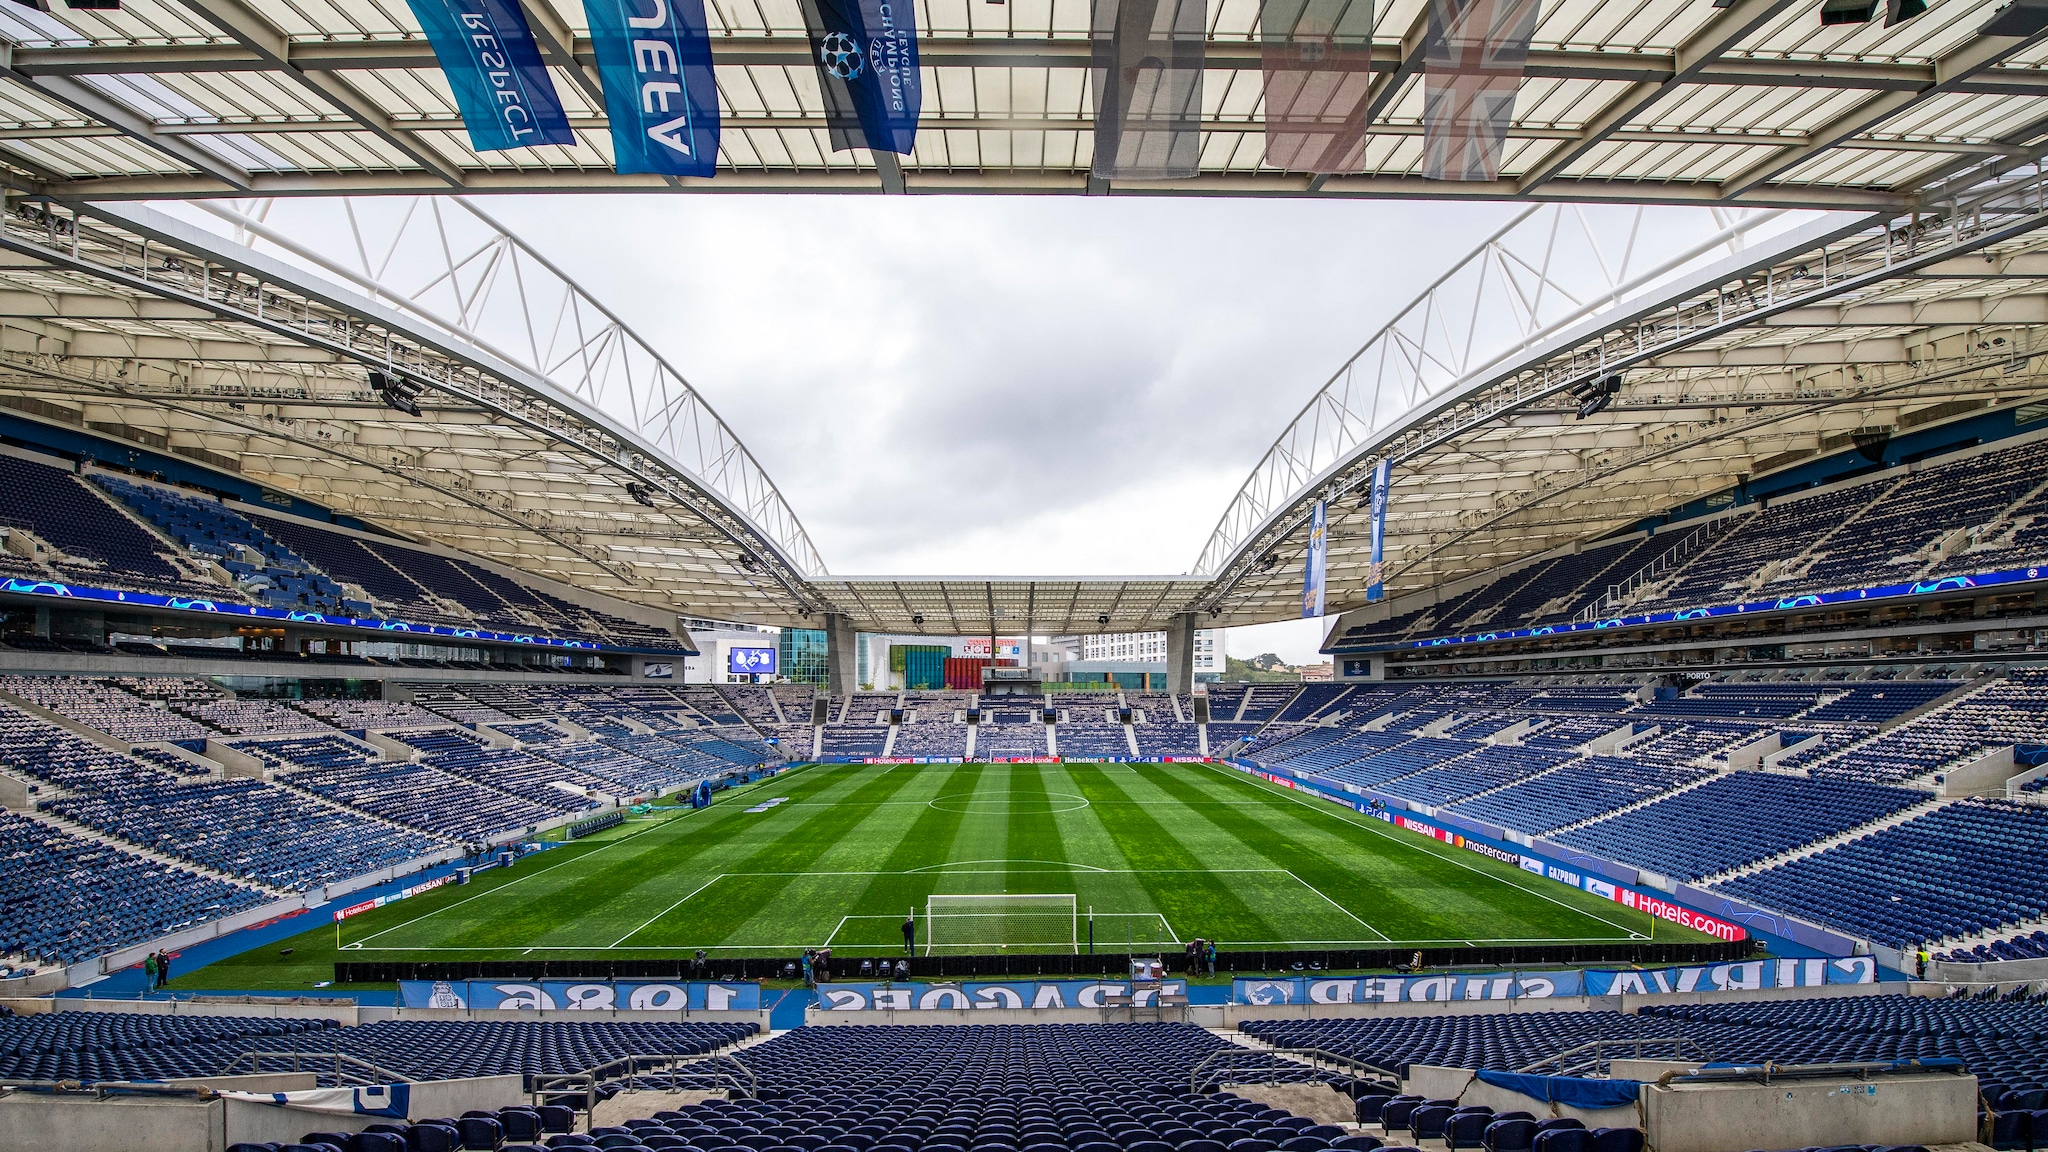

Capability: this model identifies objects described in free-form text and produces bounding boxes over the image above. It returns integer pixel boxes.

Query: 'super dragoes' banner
[582,0,720,175]
[1235,957,1874,1005]
[400,979,760,1010]
[818,979,1188,1011]
[403,0,573,151]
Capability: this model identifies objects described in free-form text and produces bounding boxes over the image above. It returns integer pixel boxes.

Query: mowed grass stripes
[304,762,1690,964]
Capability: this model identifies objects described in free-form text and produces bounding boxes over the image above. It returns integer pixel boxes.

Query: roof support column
[825,612,859,697]
[1165,611,1197,696]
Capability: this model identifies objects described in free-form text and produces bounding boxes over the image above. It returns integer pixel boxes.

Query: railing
[1575,516,1741,624]
[1516,1036,1711,1078]
[222,1051,412,1086]
[1189,1045,1400,1095]
[531,1052,757,1115]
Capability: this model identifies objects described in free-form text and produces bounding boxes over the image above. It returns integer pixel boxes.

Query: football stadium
[4,0,2048,1148]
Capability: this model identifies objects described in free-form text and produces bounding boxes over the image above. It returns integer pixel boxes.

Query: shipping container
[903,645,948,690]
[944,656,990,691]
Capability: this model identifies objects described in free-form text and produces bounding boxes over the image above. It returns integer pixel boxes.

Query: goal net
[925,893,1078,953]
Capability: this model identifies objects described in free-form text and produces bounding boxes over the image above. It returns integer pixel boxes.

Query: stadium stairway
[1703,791,1951,885]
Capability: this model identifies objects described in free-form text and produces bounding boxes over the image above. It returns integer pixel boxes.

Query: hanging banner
[818,978,1188,1011]
[400,979,760,1011]
[1419,0,1538,181]
[1366,458,1390,601]
[1091,0,1205,179]
[1302,499,1329,619]
[583,0,720,175]
[1260,0,1374,172]
[403,0,574,151]
[801,0,920,155]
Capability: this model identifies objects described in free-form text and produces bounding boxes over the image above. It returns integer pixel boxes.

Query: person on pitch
[902,914,916,956]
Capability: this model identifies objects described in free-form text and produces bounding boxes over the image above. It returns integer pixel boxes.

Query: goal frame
[923,893,1079,954]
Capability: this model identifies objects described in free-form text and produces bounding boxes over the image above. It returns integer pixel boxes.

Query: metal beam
[10,35,2048,95]
[1719,24,2048,198]
[167,0,468,188]
[27,166,1910,209]
[516,0,608,109]
[0,71,249,190]
[1517,0,1800,193]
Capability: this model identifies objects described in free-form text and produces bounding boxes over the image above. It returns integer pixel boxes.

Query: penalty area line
[611,873,729,947]
[345,763,829,949]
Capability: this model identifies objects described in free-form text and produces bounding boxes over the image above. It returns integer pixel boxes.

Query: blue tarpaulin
[1475,1070,1640,1110]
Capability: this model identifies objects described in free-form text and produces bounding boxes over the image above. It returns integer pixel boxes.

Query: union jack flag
[1420,0,1539,181]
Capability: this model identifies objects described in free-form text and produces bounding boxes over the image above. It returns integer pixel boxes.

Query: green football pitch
[182,761,1702,989]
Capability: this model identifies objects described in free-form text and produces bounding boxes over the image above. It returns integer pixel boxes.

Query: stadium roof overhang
[1195,166,2048,629]
[805,577,1215,637]
[0,0,2042,208]
[0,195,826,627]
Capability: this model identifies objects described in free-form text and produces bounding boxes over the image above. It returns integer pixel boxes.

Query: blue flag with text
[583,0,720,175]
[404,0,573,151]
[800,0,920,155]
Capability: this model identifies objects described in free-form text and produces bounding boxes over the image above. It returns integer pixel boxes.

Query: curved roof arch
[0,194,824,624]
[1202,163,2048,626]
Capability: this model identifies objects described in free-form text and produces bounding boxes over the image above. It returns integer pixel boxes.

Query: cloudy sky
[486,194,1517,663]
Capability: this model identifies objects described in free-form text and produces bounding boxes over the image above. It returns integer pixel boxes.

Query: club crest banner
[583,0,720,175]
[402,0,573,151]
[400,979,760,1010]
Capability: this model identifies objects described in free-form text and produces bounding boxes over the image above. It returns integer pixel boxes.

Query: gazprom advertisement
[1235,957,1873,1005]
[818,979,1187,1011]
[728,646,778,675]
[400,979,760,1011]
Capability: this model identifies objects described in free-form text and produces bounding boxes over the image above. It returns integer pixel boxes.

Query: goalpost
[924,893,1078,953]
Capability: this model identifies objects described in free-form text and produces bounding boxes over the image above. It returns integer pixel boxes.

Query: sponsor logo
[820,32,864,79]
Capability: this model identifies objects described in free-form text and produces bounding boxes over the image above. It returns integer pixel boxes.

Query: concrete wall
[1640,1071,1977,1152]
[202,739,267,778]
[1928,954,2048,983]
[1946,745,2017,797]
[222,1075,526,1146]
[0,1075,529,1152]
[0,1092,224,1152]
[18,995,361,1024]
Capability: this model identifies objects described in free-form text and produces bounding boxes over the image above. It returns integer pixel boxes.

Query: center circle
[927,792,1090,814]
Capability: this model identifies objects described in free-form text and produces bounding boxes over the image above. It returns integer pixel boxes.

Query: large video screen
[728,647,778,675]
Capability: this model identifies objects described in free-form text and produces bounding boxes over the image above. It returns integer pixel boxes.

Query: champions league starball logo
[819,32,865,80]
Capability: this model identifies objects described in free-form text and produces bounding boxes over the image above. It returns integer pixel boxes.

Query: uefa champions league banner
[400,979,760,1011]
[1235,958,1873,1005]
[583,0,720,175]
[402,0,573,151]
[801,0,920,154]
[818,978,1188,1011]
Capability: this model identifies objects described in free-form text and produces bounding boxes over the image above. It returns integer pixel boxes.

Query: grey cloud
[487,195,1515,578]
